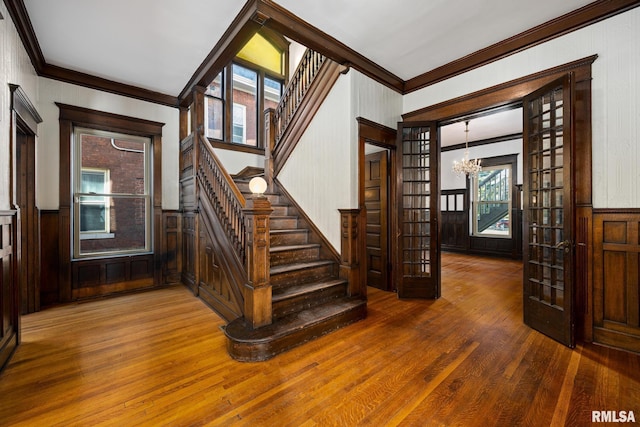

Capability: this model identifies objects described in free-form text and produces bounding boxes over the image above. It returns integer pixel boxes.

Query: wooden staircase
[224,176,366,362]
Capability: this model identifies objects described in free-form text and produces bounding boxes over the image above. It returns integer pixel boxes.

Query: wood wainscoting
[593,209,640,353]
[39,210,182,305]
[0,211,19,372]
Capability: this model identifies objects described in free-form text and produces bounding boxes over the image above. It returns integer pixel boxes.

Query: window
[79,169,109,233]
[205,72,223,139]
[232,103,246,144]
[472,165,512,237]
[73,128,152,258]
[203,30,287,150]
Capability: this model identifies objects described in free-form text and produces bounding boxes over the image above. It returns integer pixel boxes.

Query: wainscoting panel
[0,212,19,372]
[593,210,640,353]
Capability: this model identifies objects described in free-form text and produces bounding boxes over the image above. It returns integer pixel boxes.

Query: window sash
[72,128,152,258]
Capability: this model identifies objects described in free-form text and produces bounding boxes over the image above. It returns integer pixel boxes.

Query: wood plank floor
[1,253,639,426]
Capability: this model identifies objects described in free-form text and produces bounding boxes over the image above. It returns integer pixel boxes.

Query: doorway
[383,56,595,347]
[364,146,391,291]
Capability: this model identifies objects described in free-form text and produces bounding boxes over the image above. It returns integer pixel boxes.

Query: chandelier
[452,120,482,177]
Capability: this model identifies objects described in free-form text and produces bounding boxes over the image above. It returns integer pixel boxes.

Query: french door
[396,122,440,298]
[522,74,575,347]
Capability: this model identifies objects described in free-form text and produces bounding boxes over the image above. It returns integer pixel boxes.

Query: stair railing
[196,133,247,263]
[196,133,273,328]
[272,49,326,149]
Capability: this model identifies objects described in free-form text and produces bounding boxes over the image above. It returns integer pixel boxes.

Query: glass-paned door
[523,74,575,347]
[396,122,440,298]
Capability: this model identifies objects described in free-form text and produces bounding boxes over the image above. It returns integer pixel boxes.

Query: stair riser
[270,217,298,230]
[226,302,367,362]
[271,264,335,289]
[270,231,308,246]
[271,205,289,216]
[270,247,320,266]
[272,284,347,319]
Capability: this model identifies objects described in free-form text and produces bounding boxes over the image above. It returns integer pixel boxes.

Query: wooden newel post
[339,209,363,297]
[243,196,273,329]
[263,108,276,193]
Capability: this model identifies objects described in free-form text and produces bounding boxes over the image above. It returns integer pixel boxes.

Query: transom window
[72,128,152,258]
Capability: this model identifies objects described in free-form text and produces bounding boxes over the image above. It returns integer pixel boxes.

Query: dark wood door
[16,130,40,314]
[396,122,440,298]
[523,74,575,347]
[365,151,390,291]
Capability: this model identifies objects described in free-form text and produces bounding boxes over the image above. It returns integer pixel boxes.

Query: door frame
[401,55,595,340]
[357,117,397,292]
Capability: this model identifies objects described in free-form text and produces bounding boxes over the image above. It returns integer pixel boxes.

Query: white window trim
[232,103,247,144]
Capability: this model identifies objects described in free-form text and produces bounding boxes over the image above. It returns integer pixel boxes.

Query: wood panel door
[365,151,390,291]
[523,75,575,347]
[396,122,440,299]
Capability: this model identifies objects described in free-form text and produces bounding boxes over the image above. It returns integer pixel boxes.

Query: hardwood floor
[1,253,639,426]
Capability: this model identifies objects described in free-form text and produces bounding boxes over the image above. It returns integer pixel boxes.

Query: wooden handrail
[273,49,326,149]
[196,133,247,262]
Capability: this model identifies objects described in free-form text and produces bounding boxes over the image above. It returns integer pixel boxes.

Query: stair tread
[271,260,334,275]
[224,297,366,343]
[270,243,320,252]
[272,279,346,301]
[270,229,308,234]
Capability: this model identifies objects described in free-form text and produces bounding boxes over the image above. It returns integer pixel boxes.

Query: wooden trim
[4,0,177,107]
[9,84,43,132]
[56,104,164,301]
[42,64,178,107]
[256,0,404,94]
[209,139,265,155]
[403,56,597,121]
[357,118,397,293]
[356,117,397,147]
[5,0,635,106]
[404,0,640,93]
[178,0,263,106]
[442,133,522,153]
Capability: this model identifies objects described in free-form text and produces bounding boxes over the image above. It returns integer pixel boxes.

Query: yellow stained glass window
[237,33,282,75]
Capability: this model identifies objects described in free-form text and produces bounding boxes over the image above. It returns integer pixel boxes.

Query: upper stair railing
[273,49,326,150]
[196,133,247,262]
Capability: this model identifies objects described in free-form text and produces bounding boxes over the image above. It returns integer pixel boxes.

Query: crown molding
[4,0,640,108]
[3,0,178,107]
[404,0,640,93]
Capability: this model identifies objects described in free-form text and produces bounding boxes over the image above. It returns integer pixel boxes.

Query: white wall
[213,148,264,175]
[442,138,523,190]
[404,8,640,209]
[279,69,402,252]
[279,75,352,251]
[37,78,180,210]
[0,3,39,209]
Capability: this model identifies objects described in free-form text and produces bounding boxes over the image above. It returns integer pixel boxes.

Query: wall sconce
[249,176,267,196]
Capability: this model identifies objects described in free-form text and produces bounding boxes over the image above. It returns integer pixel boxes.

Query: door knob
[554,239,572,253]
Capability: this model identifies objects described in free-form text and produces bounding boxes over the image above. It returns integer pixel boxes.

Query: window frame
[203,29,288,153]
[72,127,153,259]
[470,155,518,239]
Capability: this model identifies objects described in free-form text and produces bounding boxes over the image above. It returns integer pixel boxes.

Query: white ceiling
[23,0,595,97]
